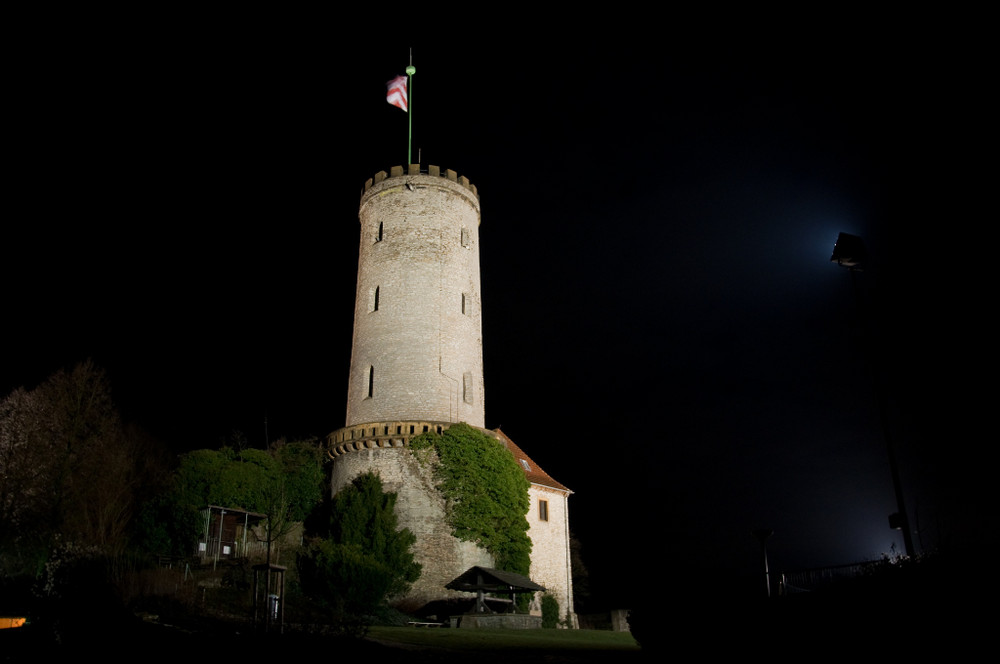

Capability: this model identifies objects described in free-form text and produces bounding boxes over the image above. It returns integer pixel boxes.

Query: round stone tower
[346,164,484,428]
[327,166,576,623]
[327,165,494,611]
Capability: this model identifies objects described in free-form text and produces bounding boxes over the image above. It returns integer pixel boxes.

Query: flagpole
[406,63,415,166]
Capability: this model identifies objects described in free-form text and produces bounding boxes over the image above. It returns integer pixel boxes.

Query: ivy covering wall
[409,423,532,576]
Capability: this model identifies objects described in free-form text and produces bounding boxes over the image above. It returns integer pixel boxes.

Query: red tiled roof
[491,428,571,494]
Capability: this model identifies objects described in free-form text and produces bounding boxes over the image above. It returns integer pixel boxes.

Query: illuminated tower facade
[327,165,494,611]
[345,164,484,428]
[326,164,575,625]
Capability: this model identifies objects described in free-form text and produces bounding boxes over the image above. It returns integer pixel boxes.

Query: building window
[373,286,380,312]
[461,293,467,315]
[520,459,531,471]
[367,365,374,398]
[538,500,549,522]
[376,221,383,242]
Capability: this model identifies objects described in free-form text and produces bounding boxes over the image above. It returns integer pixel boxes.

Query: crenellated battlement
[362,164,478,201]
[325,420,510,459]
[326,420,454,458]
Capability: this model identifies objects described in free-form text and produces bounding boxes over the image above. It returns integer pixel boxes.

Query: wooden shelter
[446,566,545,614]
[198,505,268,563]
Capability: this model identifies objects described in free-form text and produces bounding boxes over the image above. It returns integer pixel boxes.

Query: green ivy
[409,423,531,576]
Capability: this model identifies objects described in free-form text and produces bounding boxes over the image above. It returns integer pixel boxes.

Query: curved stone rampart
[326,423,495,611]
[326,420,453,458]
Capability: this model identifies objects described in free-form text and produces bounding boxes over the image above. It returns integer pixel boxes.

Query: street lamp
[831,233,915,558]
[830,232,867,270]
[752,529,774,598]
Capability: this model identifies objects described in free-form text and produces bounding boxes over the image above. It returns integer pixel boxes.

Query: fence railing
[200,536,271,562]
[780,559,894,594]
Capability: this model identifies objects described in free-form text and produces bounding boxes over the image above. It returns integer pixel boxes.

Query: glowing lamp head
[831,232,867,271]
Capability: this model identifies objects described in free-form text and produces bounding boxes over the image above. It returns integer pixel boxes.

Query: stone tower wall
[346,166,484,428]
[329,441,493,611]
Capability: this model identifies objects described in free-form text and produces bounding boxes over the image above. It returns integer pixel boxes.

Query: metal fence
[780,559,893,594]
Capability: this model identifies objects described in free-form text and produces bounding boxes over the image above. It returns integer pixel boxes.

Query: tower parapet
[363,164,479,201]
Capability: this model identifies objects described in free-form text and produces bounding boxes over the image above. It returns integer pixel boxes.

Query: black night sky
[4,16,991,609]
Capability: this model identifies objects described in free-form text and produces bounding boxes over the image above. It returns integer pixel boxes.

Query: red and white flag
[386,75,408,112]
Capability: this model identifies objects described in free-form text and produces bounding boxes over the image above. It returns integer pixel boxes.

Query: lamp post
[831,233,915,558]
[752,529,774,598]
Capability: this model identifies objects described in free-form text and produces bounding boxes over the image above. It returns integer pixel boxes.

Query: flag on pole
[386,75,408,112]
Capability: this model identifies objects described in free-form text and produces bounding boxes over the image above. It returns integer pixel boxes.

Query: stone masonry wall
[329,442,493,612]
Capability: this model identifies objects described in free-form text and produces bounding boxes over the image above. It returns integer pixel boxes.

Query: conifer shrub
[297,472,421,625]
[541,593,560,628]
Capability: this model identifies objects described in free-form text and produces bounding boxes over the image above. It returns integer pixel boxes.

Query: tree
[144,439,324,560]
[0,360,164,560]
[247,439,325,565]
[0,386,58,572]
[297,472,420,619]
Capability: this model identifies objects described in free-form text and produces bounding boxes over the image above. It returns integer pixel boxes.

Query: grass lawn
[368,625,641,656]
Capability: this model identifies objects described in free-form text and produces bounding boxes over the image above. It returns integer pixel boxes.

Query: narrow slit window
[539,500,549,522]
[461,293,466,315]
[463,372,474,404]
[376,221,383,242]
[373,286,380,312]
[367,365,374,398]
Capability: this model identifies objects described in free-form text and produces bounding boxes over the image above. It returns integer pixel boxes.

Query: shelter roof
[203,505,268,520]
[445,566,545,594]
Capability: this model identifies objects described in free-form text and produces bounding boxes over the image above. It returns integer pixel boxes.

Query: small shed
[446,566,545,615]
[197,505,268,563]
